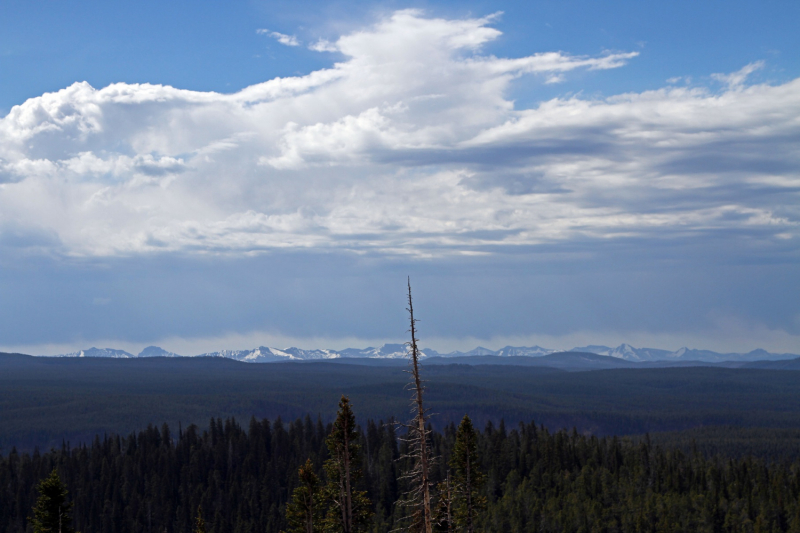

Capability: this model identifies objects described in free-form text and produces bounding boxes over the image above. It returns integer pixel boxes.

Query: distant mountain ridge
[44,343,800,363]
[570,343,800,363]
[60,347,136,358]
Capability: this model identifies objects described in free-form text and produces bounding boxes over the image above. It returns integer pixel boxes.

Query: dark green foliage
[4,417,800,532]
[5,353,800,454]
[285,459,323,533]
[323,397,371,533]
[642,426,800,461]
[450,416,486,532]
[30,469,75,533]
[193,506,206,533]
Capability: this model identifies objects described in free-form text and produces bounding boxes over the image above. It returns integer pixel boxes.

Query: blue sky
[2,0,797,113]
[1,1,799,355]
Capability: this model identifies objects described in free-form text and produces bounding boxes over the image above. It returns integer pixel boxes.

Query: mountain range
[48,343,799,364]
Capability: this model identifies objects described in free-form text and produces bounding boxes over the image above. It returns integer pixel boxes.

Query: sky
[1,0,799,356]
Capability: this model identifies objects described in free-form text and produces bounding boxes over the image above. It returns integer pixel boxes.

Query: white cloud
[257,29,300,47]
[0,10,798,261]
[309,39,338,52]
[712,60,764,88]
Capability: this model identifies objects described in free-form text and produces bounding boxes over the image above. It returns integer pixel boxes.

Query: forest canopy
[3,415,800,533]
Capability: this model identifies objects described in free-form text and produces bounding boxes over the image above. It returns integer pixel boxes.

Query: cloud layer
[0,10,798,268]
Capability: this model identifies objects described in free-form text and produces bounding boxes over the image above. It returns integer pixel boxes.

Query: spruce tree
[450,416,486,533]
[30,469,75,533]
[193,506,207,533]
[324,396,371,533]
[285,459,323,533]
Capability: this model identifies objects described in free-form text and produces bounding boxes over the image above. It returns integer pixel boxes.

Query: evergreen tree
[193,506,206,533]
[29,469,76,533]
[324,396,372,533]
[8,414,800,533]
[286,459,323,533]
[450,416,486,533]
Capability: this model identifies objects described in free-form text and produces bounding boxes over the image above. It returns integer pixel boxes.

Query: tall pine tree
[450,416,486,533]
[324,396,372,533]
[30,469,75,533]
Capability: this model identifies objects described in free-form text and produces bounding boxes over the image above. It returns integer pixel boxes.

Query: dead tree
[396,278,434,533]
[433,473,454,532]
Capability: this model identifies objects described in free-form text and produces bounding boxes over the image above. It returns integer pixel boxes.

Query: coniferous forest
[3,414,800,533]
[4,290,800,532]
[4,353,800,454]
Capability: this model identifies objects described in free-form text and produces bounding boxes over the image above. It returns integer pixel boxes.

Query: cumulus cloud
[0,10,798,261]
[309,39,338,53]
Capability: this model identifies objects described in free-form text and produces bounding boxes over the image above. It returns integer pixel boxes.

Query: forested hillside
[5,352,800,532]
[3,416,800,533]
[3,353,800,452]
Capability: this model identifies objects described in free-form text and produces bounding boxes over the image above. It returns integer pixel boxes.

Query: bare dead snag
[395,278,434,533]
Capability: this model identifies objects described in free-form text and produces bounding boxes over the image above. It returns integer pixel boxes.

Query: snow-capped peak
[70,347,134,358]
[41,343,800,364]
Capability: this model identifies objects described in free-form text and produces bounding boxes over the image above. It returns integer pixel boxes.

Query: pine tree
[450,416,486,533]
[30,469,76,533]
[193,506,207,533]
[324,396,372,533]
[285,459,323,533]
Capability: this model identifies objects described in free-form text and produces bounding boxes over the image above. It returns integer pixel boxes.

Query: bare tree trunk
[307,491,314,533]
[407,278,433,533]
[465,456,472,533]
[344,418,353,533]
[442,472,454,533]
[340,483,347,531]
